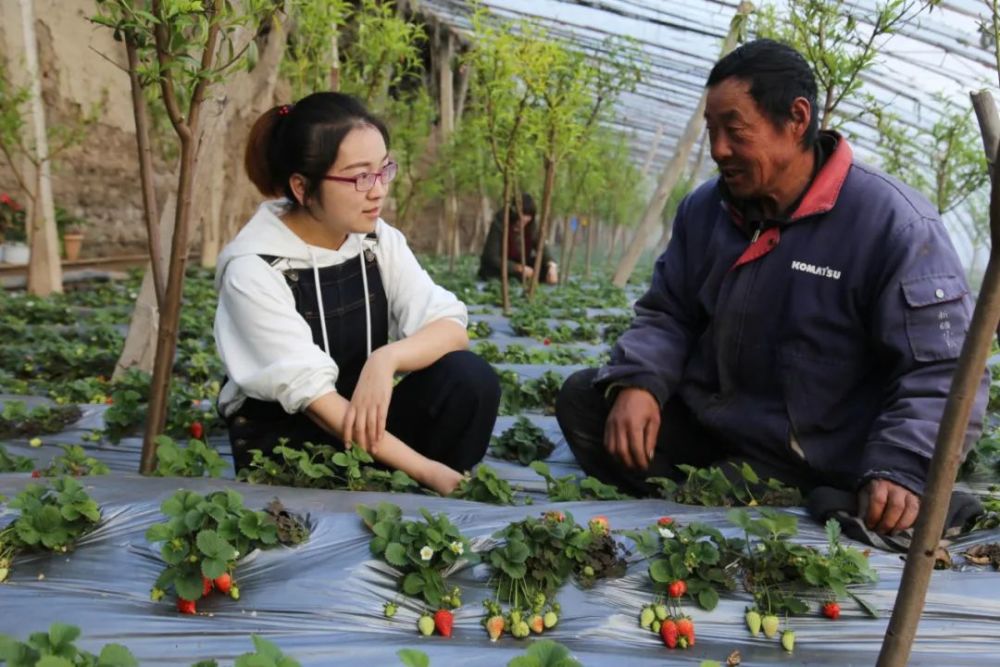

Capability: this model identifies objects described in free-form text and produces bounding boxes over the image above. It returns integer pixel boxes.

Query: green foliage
[754,0,933,129]
[0,444,33,473]
[0,623,137,667]
[450,464,520,505]
[357,502,478,609]
[624,519,741,611]
[487,511,627,608]
[499,371,564,416]
[396,649,429,667]
[0,401,82,438]
[491,417,555,465]
[233,635,301,667]
[153,435,225,478]
[728,509,877,616]
[37,445,110,477]
[0,477,102,582]
[530,461,631,502]
[507,640,582,667]
[473,341,594,366]
[281,0,352,98]
[146,489,296,602]
[972,485,1000,531]
[240,441,420,493]
[467,320,493,340]
[647,463,803,508]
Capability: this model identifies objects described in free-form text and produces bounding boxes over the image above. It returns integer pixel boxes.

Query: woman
[478,193,558,284]
[215,92,500,495]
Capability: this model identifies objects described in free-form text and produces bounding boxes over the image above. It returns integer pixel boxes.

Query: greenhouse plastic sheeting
[3,467,1000,665]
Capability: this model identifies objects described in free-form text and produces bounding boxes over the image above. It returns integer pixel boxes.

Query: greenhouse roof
[417,0,999,176]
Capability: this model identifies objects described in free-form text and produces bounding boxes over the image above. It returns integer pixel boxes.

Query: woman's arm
[343,318,468,452]
[306,390,463,495]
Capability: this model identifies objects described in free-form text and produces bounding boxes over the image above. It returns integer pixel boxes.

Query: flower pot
[2,242,29,265]
[63,232,85,261]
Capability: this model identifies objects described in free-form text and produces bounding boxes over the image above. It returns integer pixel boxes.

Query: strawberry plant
[0,477,102,582]
[625,518,741,611]
[468,320,493,339]
[0,444,33,473]
[0,400,81,438]
[241,442,420,492]
[145,489,300,610]
[191,635,301,667]
[36,445,109,477]
[487,510,627,609]
[449,464,521,505]
[152,435,225,478]
[647,462,802,508]
[0,623,137,667]
[729,509,877,617]
[530,461,631,501]
[357,502,478,610]
[491,417,555,465]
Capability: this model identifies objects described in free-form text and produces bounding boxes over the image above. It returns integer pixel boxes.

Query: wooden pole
[20,0,62,296]
[876,91,1000,667]
[612,1,751,288]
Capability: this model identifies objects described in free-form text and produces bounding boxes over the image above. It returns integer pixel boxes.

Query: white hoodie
[214,200,468,417]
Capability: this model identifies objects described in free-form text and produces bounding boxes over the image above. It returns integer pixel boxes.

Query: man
[557,39,988,537]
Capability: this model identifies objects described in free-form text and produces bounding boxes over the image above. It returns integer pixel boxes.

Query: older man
[557,39,987,537]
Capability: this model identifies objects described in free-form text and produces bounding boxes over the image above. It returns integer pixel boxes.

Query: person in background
[214,92,500,495]
[479,193,558,284]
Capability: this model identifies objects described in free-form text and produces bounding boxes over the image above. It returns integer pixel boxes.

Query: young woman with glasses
[214,92,500,494]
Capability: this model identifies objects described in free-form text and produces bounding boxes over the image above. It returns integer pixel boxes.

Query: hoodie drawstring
[359,238,373,358]
[308,246,332,357]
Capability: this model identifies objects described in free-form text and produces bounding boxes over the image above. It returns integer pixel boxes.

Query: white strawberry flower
[449,541,464,555]
[420,546,434,561]
[658,527,675,539]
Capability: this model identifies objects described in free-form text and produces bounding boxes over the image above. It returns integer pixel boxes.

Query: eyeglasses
[323,161,398,192]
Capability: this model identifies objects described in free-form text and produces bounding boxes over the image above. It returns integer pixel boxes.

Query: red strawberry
[667,580,687,598]
[543,338,551,346]
[434,609,454,638]
[190,421,204,440]
[202,576,213,597]
[660,618,678,648]
[213,572,232,595]
[31,470,41,478]
[105,397,114,405]
[675,617,695,646]
[657,516,673,526]
[177,598,196,614]
[822,601,841,620]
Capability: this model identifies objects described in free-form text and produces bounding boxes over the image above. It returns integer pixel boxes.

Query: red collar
[788,132,852,221]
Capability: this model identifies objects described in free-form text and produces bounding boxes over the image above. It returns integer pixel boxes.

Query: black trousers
[228,350,501,474]
[556,368,825,497]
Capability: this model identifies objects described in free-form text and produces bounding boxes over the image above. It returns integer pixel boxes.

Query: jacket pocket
[901,274,968,362]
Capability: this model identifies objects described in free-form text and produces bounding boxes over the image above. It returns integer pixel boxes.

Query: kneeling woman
[215,93,500,495]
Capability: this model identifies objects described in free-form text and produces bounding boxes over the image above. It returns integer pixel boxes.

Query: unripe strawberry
[745,610,762,636]
[543,611,558,629]
[781,629,796,652]
[417,614,435,636]
[639,606,656,629]
[485,615,505,641]
[529,614,544,634]
[762,614,780,639]
[654,604,668,621]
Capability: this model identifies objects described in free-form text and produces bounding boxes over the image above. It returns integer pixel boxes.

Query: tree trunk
[584,215,594,279]
[329,31,340,92]
[639,123,664,179]
[499,179,512,314]
[20,0,61,296]
[113,192,177,380]
[612,4,749,288]
[564,223,579,284]
[528,153,558,297]
[438,32,459,269]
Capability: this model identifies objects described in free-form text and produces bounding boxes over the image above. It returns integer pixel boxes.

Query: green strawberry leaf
[397,649,430,667]
[384,542,408,568]
[97,643,139,667]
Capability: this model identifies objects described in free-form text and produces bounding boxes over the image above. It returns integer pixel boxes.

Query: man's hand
[858,478,921,535]
[517,264,535,279]
[545,262,558,284]
[604,387,660,471]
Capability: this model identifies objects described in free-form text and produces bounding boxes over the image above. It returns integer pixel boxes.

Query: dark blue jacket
[595,133,988,494]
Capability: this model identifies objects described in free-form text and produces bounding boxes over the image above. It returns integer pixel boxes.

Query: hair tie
[278,104,293,116]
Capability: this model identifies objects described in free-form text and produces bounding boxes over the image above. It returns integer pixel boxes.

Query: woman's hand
[343,348,397,454]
